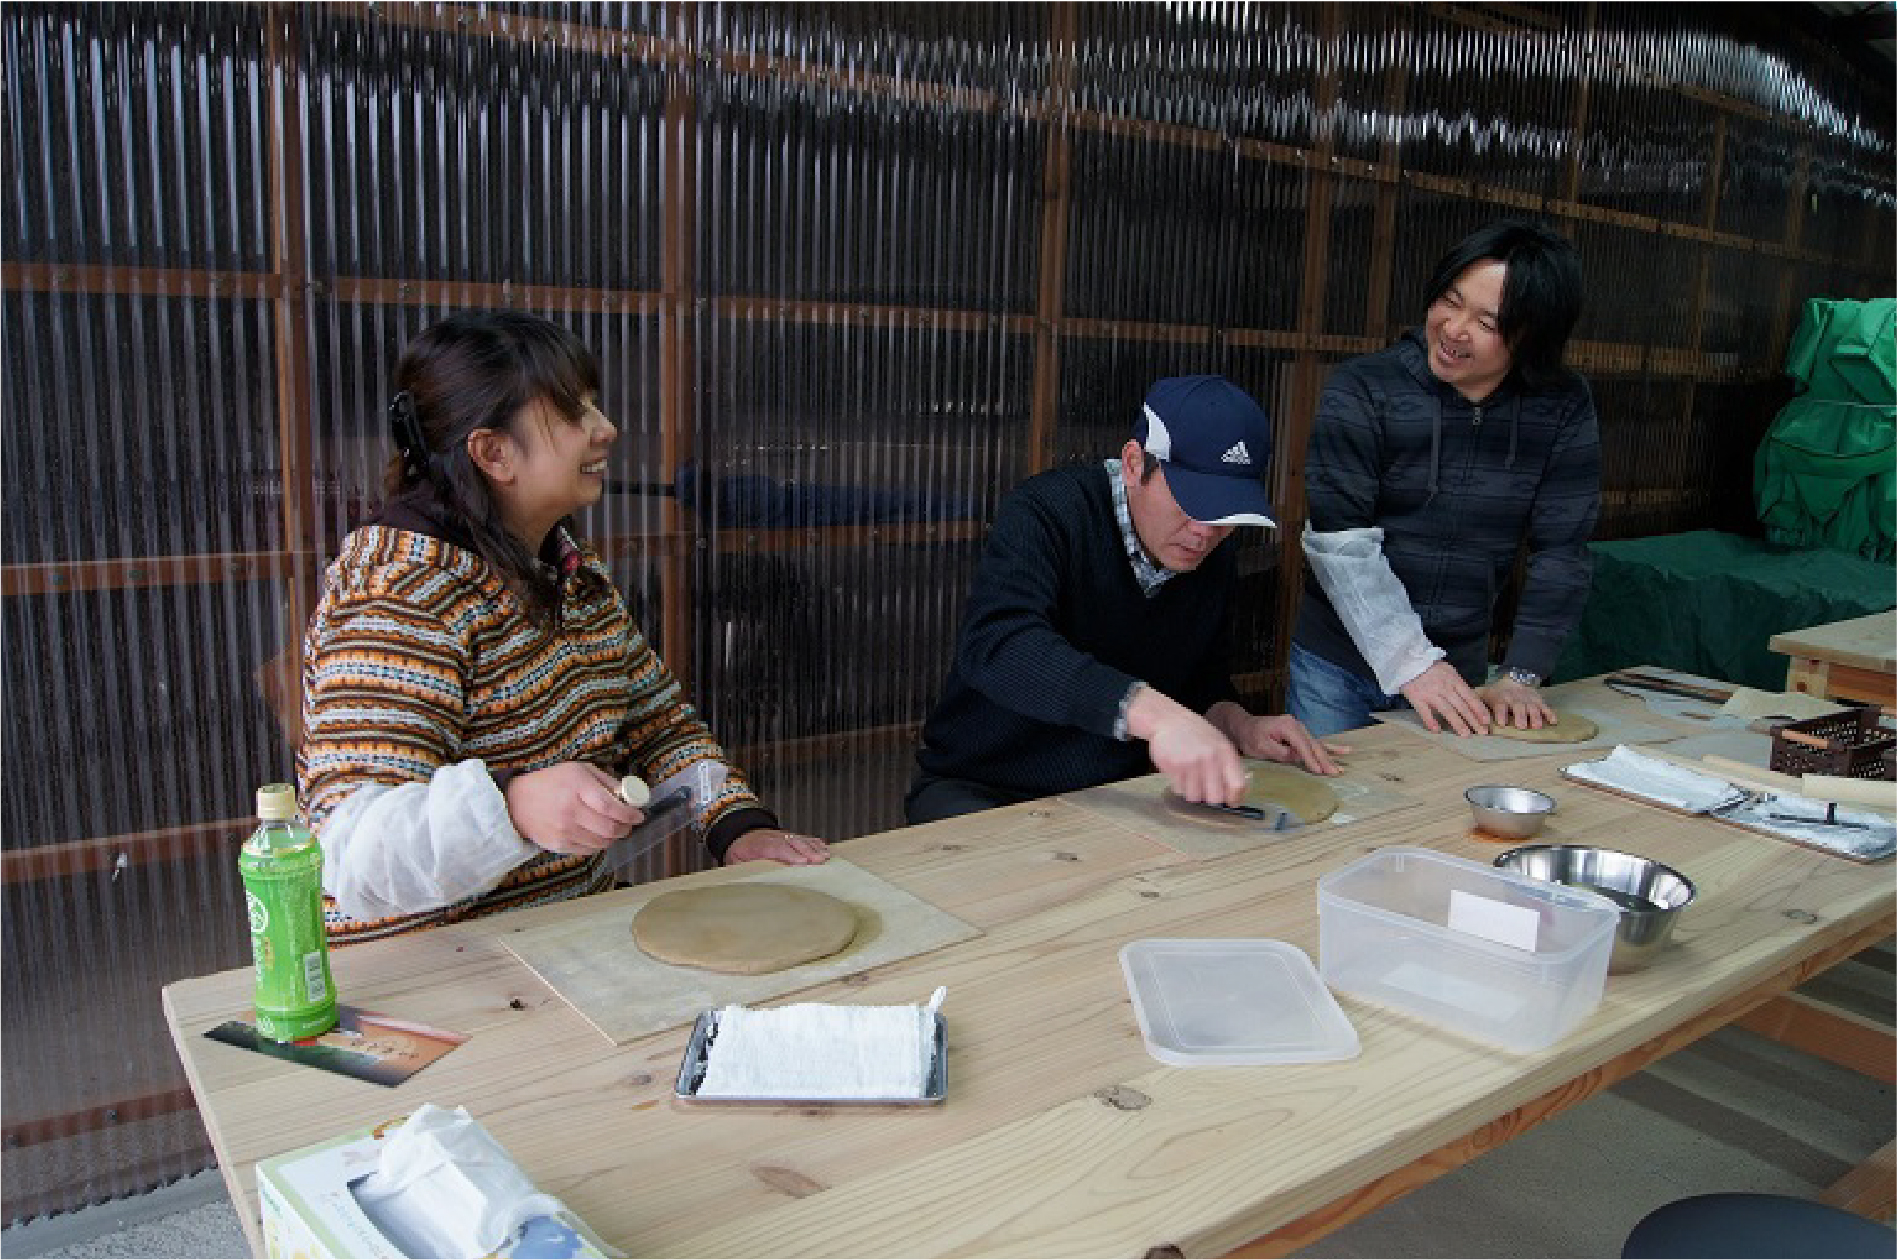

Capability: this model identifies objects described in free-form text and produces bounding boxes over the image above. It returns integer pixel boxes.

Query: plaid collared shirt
[1106,458,1176,597]
[1105,458,1174,739]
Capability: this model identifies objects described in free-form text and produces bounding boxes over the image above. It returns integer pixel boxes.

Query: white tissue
[349,1104,573,1258]
[1565,746,1751,814]
[696,989,942,1100]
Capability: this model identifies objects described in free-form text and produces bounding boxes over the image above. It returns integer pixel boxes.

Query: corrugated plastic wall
[2,0,1890,1222]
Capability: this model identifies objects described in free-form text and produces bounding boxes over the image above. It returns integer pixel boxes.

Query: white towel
[696,991,941,1100]
[1566,746,1751,814]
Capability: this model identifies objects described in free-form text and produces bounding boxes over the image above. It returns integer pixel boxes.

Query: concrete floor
[3,1006,1889,1259]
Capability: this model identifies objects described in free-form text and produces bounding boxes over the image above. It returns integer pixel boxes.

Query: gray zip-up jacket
[1293,330,1601,685]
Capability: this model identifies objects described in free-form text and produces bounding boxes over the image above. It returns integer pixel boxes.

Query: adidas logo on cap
[1220,441,1251,465]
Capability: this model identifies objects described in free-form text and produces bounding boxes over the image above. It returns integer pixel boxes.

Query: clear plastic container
[1318,846,1618,1054]
[1120,939,1361,1066]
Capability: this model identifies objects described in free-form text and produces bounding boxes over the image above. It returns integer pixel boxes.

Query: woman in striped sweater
[298,311,828,944]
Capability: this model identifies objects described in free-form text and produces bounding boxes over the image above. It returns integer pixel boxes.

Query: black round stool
[1622,1192,1896,1259]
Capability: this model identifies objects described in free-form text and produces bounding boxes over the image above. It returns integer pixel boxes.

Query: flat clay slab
[503,859,981,1045]
[1371,690,1677,762]
[1159,762,1341,828]
[1488,709,1600,744]
[633,884,861,975]
[1062,752,1421,859]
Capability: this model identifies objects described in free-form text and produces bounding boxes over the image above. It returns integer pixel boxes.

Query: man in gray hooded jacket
[1288,219,1600,738]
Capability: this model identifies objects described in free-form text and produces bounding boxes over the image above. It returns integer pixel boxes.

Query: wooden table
[164,678,1895,1258]
[1770,610,1897,712]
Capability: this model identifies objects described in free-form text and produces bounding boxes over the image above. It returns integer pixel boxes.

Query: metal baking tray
[673,1009,947,1105]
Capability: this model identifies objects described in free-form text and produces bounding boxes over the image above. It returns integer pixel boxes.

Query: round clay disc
[1162,763,1340,827]
[632,884,859,975]
[1490,709,1599,744]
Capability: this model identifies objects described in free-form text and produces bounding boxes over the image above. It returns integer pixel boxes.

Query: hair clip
[388,391,429,479]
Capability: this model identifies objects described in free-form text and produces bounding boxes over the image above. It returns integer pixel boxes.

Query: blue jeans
[1286,642,1403,738]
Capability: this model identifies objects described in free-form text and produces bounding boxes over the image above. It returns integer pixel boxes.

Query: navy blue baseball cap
[1133,375,1277,527]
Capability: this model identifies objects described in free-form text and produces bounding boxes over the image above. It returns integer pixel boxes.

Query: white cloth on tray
[696,994,940,1100]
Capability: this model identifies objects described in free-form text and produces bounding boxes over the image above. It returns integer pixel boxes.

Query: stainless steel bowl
[1493,844,1696,973]
[1465,785,1557,839]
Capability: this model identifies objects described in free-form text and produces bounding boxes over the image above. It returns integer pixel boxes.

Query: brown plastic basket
[1769,705,1897,781]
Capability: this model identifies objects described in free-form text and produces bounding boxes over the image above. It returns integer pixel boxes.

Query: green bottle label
[240,842,338,1042]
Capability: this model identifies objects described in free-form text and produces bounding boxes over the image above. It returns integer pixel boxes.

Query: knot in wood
[752,1164,827,1198]
[1094,1085,1152,1111]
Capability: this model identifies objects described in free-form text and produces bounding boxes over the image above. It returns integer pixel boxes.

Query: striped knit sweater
[297,511,773,944]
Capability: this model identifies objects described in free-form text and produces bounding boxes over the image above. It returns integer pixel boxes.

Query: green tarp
[1755,297,1896,563]
[1553,530,1895,690]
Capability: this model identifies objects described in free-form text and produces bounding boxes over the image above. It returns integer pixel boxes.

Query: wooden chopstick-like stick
[1604,672,1735,704]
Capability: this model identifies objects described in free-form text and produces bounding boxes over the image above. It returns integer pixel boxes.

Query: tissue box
[256,1115,613,1259]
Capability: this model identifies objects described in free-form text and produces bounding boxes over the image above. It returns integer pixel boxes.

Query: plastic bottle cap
[256,783,297,820]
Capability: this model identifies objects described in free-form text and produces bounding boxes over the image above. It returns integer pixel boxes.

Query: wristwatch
[1503,667,1543,687]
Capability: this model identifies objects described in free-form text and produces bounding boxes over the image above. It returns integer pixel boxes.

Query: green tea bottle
[239,783,338,1041]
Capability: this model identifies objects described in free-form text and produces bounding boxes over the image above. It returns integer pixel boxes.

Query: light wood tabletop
[163,677,1896,1258]
[1769,610,1897,710]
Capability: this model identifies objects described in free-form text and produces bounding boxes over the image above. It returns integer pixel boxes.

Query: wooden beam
[731,721,923,771]
[329,275,665,315]
[0,551,302,597]
[1734,991,1896,1084]
[1820,1139,1896,1222]
[711,296,1031,336]
[705,520,985,555]
[2,1087,201,1152]
[0,818,250,884]
[0,261,276,300]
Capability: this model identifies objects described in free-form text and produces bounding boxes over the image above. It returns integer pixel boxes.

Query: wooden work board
[1061,748,1421,858]
[1371,679,1697,761]
[501,858,981,1044]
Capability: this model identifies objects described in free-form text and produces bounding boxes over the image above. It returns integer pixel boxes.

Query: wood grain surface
[163,677,1897,1259]
[1769,611,1897,675]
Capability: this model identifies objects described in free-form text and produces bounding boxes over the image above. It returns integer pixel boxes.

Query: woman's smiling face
[494,395,618,547]
[1425,259,1514,400]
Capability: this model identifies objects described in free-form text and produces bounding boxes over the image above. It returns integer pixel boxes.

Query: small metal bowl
[1465,785,1557,839]
[1493,844,1696,973]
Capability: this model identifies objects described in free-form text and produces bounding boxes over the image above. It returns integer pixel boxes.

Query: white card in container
[1447,889,1540,951]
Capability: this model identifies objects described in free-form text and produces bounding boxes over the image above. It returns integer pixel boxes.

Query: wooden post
[660,2,699,677]
[265,4,317,703]
[1562,2,1598,206]
[1028,2,1077,474]
[1767,139,1813,372]
[1269,2,1343,707]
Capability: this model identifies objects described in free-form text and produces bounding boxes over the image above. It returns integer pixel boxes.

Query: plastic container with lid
[1318,846,1618,1054]
[1119,938,1361,1066]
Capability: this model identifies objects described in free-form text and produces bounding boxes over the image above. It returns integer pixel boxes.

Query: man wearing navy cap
[906,375,1343,825]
